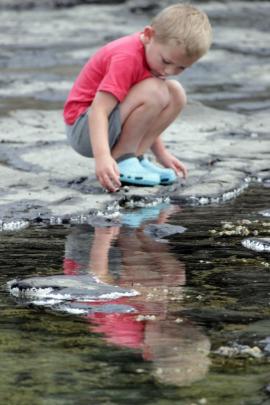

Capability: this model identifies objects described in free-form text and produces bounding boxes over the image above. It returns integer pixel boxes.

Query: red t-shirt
[63,32,153,125]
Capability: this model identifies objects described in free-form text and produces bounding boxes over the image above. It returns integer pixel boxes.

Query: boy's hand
[157,151,188,179]
[95,155,121,192]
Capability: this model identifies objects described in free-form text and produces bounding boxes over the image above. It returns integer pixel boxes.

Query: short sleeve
[97,54,139,102]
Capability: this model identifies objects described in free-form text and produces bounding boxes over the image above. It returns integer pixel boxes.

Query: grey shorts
[65,104,121,158]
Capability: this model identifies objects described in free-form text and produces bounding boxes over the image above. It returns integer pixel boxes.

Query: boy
[64,4,212,192]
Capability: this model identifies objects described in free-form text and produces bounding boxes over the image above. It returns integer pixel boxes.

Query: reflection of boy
[64,4,212,191]
[63,221,209,386]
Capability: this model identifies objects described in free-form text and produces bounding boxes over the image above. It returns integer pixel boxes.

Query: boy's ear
[142,26,155,43]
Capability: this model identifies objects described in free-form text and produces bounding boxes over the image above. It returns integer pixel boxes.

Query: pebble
[198,399,207,405]
[214,344,263,358]
[136,314,156,322]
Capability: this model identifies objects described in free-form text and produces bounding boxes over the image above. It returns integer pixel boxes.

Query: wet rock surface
[0,0,129,9]
[143,223,187,241]
[242,237,270,253]
[259,209,270,217]
[8,274,139,302]
[214,344,263,359]
[0,1,269,222]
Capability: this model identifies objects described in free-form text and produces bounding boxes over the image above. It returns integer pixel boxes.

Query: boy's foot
[139,156,177,185]
[117,156,160,186]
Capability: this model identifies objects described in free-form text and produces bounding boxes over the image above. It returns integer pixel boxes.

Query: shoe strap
[116,153,136,163]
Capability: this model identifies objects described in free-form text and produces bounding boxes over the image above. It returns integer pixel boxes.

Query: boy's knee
[143,78,170,110]
[167,80,187,110]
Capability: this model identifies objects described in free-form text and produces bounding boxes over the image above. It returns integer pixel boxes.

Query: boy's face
[142,26,198,79]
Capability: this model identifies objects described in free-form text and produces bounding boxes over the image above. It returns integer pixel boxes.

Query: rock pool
[1,184,270,405]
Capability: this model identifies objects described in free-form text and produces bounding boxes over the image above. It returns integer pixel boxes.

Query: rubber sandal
[117,157,160,186]
[140,157,177,185]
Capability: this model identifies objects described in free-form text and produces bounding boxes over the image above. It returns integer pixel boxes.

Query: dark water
[0,184,270,405]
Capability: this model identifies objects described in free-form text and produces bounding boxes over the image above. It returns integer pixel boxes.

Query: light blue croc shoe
[117,156,160,186]
[139,156,177,185]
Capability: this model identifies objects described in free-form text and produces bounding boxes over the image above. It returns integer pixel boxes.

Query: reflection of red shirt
[89,311,144,350]
[63,258,165,359]
[86,299,154,360]
[64,259,147,351]
[63,258,81,275]
[63,32,152,125]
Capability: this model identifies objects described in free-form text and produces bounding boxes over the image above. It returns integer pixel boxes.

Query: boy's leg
[137,80,186,184]
[111,77,170,160]
[112,78,186,159]
[136,80,186,155]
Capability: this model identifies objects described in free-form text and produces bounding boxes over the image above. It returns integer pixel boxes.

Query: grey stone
[259,337,270,354]
[259,210,270,218]
[8,275,139,301]
[214,343,263,359]
[143,223,187,240]
[241,238,270,253]
[53,302,136,315]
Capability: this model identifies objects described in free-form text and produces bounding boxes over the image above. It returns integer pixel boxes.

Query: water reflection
[63,204,210,386]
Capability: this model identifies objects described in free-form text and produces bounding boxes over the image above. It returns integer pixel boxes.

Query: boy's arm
[151,136,188,179]
[89,91,122,192]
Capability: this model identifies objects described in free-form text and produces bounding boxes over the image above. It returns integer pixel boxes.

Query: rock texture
[242,238,270,253]
[8,275,139,302]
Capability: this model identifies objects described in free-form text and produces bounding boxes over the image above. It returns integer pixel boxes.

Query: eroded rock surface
[0,1,269,221]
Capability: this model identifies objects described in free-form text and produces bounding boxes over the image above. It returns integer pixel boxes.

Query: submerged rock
[242,238,270,253]
[262,178,270,188]
[8,275,139,302]
[259,209,270,217]
[143,223,187,241]
[259,337,270,354]
[214,343,263,359]
[0,219,29,232]
[46,301,136,315]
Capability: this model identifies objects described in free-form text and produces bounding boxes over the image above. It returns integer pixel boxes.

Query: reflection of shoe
[140,157,177,185]
[122,203,169,228]
[118,157,160,186]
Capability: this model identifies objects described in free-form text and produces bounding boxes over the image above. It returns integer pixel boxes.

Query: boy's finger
[106,174,121,192]
[112,170,121,187]
[181,167,188,179]
[100,175,116,192]
[174,167,187,179]
[177,163,187,178]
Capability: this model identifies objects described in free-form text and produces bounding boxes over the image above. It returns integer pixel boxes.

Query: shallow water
[1,184,270,405]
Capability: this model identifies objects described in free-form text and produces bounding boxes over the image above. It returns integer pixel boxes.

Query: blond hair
[151,3,212,58]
